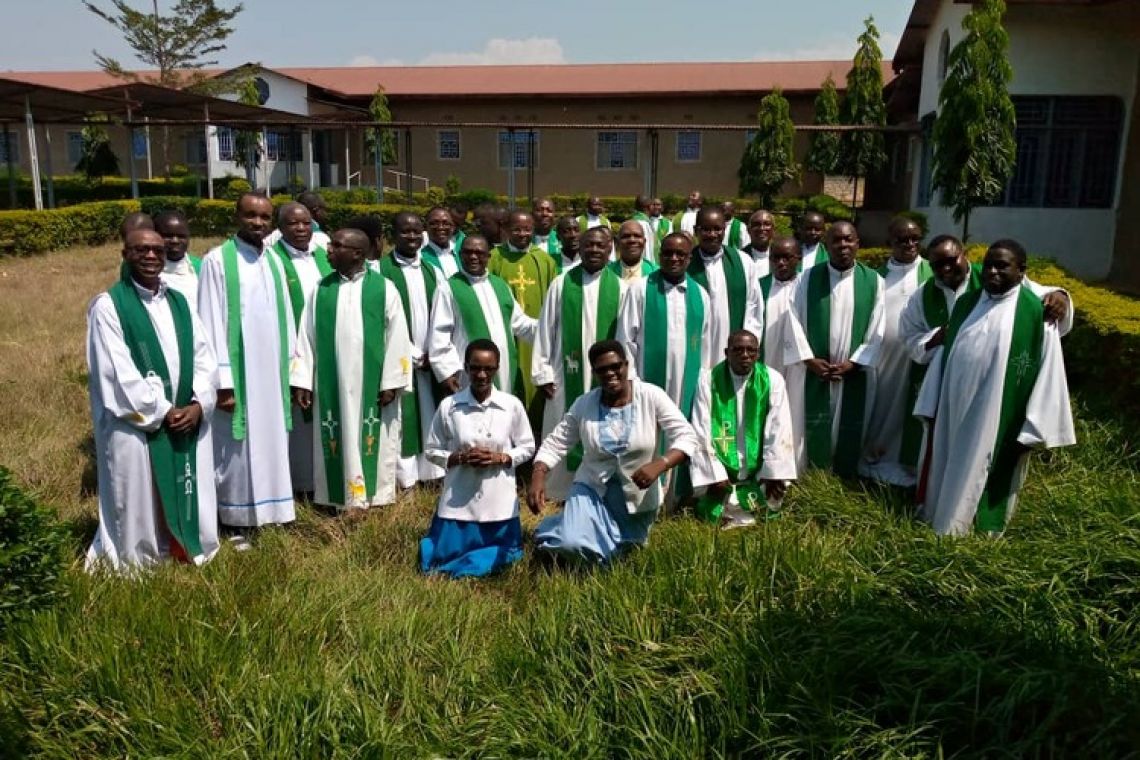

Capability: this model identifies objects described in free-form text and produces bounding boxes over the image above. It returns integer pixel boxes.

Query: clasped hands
[449,446,510,469]
[288,388,397,410]
[804,358,857,382]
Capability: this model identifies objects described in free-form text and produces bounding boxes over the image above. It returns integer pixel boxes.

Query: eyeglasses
[592,360,626,376]
[466,364,498,376]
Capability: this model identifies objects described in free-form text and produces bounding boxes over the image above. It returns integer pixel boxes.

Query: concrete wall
[911,0,1140,280]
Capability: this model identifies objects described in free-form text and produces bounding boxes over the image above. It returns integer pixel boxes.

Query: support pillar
[24,96,43,211]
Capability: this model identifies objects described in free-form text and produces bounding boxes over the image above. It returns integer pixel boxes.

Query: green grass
[1,400,1138,758]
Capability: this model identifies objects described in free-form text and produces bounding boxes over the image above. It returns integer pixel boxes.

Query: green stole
[107,274,202,560]
[940,285,1044,532]
[272,241,332,328]
[798,244,828,272]
[448,272,523,396]
[899,265,982,467]
[314,269,388,505]
[576,214,610,232]
[726,218,744,250]
[452,230,465,251]
[420,242,457,274]
[188,255,203,275]
[221,238,292,441]
[380,252,438,457]
[606,259,658,279]
[642,272,704,416]
[535,230,561,257]
[562,266,621,470]
[688,247,748,333]
[803,262,878,477]
[652,216,672,240]
[696,362,771,523]
[759,275,775,362]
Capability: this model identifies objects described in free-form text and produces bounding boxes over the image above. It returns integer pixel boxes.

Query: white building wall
[912,0,1140,280]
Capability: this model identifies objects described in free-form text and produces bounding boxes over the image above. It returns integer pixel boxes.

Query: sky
[2,0,915,72]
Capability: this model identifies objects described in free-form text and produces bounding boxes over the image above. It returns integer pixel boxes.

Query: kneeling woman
[527,339,697,564]
[421,339,536,577]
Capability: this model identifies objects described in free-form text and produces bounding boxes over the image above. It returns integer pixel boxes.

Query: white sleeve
[289,287,317,391]
[653,385,698,459]
[86,295,172,432]
[507,399,537,466]
[1024,277,1074,337]
[1017,325,1077,449]
[427,284,463,384]
[531,276,562,387]
[850,274,885,367]
[743,265,765,344]
[510,296,538,343]
[423,400,452,469]
[614,283,642,378]
[899,288,941,365]
[196,248,233,389]
[383,287,414,393]
[687,370,728,488]
[781,280,814,366]
[757,369,797,482]
[190,310,218,417]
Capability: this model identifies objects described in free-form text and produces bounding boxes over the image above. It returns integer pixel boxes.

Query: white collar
[130,277,166,301]
[828,262,855,279]
[454,386,507,410]
[462,270,488,284]
[394,251,421,267]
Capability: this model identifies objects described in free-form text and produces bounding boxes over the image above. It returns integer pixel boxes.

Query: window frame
[595,129,639,171]
[675,129,702,163]
[437,129,461,161]
[497,129,539,170]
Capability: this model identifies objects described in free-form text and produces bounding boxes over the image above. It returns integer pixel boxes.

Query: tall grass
[1,245,1138,757]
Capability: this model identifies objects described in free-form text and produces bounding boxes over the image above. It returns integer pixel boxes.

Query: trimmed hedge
[0,466,68,629]
[0,175,202,209]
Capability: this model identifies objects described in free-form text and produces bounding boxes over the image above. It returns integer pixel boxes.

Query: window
[0,132,18,164]
[676,130,702,162]
[132,130,148,159]
[265,131,302,161]
[216,127,235,161]
[438,129,460,160]
[996,96,1124,209]
[596,130,638,170]
[915,113,935,207]
[498,130,538,169]
[937,30,951,84]
[66,131,84,167]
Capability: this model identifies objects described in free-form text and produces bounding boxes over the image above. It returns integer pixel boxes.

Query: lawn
[1,243,1139,757]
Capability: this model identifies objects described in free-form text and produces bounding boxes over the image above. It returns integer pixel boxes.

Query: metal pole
[24,96,43,211]
[404,128,413,204]
[144,116,153,180]
[374,126,383,203]
[204,103,214,199]
[506,127,516,210]
[527,128,535,205]
[41,125,55,208]
[262,126,270,191]
[344,128,350,189]
[650,129,659,198]
[5,124,15,208]
[642,129,651,197]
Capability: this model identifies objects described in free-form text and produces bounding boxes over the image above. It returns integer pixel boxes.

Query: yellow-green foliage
[0,201,140,254]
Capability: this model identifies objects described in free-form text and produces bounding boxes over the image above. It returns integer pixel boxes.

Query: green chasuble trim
[562,266,621,470]
[688,247,748,333]
[941,285,1044,532]
[696,362,771,524]
[314,269,387,505]
[221,239,292,441]
[188,255,203,275]
[642,272,704,417]
[803,262,877,477]
[108,275,202,560]
[448,273,523,396]
[380,253,438,458]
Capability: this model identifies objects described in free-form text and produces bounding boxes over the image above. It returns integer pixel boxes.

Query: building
[1,60,891,202]
[891,0,1140,285]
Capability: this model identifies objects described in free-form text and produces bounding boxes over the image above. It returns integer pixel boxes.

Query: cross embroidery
[322,409,339,455]
[182,461,194,498]
[362,408,380,455]
[713,420,735,457]
[508,269,535,299]
[565,351,581,376]
[1011,350,1034,385]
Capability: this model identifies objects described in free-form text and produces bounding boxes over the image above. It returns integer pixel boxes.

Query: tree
[84,0,248,173]
[232,79,262,186]
[931,0,1016,240]
[365,86,397,202]
[75,119,121,181]
[838,16,888,213]
[738,89,799,208]
[805,74,842,176]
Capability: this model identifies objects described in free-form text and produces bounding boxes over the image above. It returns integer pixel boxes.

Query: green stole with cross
[688,247,749,333]
[380,252,438,457]
[314,268,388,505]
[696,362,771,523]
[641,271,704,417]
[726,218,745,250]
[448,272,523,397]
[899,265,982,467]
[803,262,878,477]
[221,238,293,441]
[108,273,202,560]
[562,266,621,470]
[939,284,1044,532]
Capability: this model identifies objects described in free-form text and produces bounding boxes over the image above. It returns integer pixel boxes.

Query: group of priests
[86,189,1076,573]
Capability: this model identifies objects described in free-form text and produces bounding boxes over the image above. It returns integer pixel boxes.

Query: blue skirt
[534,479,656,564]
[420,514,524,578]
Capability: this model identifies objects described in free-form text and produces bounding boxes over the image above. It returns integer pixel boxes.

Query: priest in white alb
[154,210,201,307]
[86,229,219,572]
[741,209,776,279]
[198,193,297,531]
[421,206,461,278]
[758,236,807,470]
[290,228,412,510]
[915,239,1076,536]
[687,206,764,358]
[429,234,537,401]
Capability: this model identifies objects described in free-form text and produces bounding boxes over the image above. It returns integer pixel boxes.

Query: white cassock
[85,282,219,572]
[198,237,296,527]
[761,275,806,470]
[744,246,770,280]
[616,276,714,408]
[689,365,798,491]
[693,247,765,358]
[428,271,537,394]
[532,267,626,500]
[290,269,413,509]
[915,287,1076,536]
[582,214,607,229]
[634,219,657,264]
[264,228,330,250]
[278,238,331,493]
[391,252,446,487]
[860,258,929,486]
[800,242,825,271]
[783,263,885,457]
[422,240,461,278]
[161,256,199,307]
[677,209,699,235]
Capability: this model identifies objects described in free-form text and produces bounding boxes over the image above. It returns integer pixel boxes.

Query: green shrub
[0,466,68,629]
[222,177,252,201]
[0,201,139,254]
[0,175,202,209]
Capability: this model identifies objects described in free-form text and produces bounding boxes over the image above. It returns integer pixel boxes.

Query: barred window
[132,130,148,159]
[216,127,235,161]
[998,96,1123,209]
[597,130,638,170]
[676,130,702,162]
[498,130,538,169]
[66,131,84,167]
[916,113,935,207]
[438,129,460,160]
[265,131,302,161]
